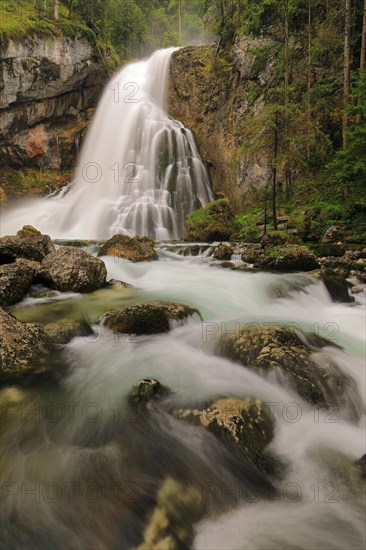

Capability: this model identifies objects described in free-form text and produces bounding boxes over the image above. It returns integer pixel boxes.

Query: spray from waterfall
[1,49,213,240]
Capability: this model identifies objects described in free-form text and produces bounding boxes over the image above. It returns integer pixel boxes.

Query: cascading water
[1,49,213,240]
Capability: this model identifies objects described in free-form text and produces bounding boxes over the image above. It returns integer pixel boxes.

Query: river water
[1,246,365,549]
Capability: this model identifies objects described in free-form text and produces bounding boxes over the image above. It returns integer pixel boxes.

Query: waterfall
[1,49,213,240]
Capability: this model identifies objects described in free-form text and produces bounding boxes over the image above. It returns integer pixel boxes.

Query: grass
[0,1,95,46]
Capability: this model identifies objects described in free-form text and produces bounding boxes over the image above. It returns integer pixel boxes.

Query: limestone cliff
[0,34,108,171]
[168,39,273,212]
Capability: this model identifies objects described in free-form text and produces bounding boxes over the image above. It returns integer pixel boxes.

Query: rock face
[0,262,34,306]
[169,40,273,211]
[0,308,51,380]
[39,247,107,292]
[220,326,360,415]
[99,235,158,262]
[104,302,201,335]
[0,34,108,170]
[0,226,54,263]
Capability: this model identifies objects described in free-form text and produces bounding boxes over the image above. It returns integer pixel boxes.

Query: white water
[2,250,365,549]
[1,49,213,240]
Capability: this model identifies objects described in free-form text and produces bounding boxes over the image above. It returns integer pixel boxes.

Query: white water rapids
[1,49,213,240]
[1,248,365,549]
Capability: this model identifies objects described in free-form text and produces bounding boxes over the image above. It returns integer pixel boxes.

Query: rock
[241,244,262,263]
[44,319,93,345]
[39,247,107,292]
[128,379,171,409]
[0,262,33,306]
[138,478,203,550]
[321,226,340,244]
[99,235,158,262]
[213,243,233,261]
[0,226,54,263]
[356,455,366,479]
[174,398,274,471]
[106,279,131,288]
[0,309,51,380]
[351,284,365,295]
[184,199,235,242]
[254,245,319,272]
[220,326,360,413]
[320,273,354,303]
[104,302,201,335]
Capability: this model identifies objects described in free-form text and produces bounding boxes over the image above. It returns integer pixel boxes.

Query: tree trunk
[343,0,351,150]
[361,0,366,71]
[54,0,59,20]
[307,0,312,161]
[178,0,183,44]
[284,0,290,105]
[272,111,279,231]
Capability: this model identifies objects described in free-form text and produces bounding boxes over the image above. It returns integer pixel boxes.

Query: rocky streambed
[1,227,365,549]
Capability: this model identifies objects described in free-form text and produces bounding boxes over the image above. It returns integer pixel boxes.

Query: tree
[343,0,351,150]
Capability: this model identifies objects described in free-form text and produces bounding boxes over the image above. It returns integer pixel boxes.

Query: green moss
[184,198,235,242]
[0,167,72,198]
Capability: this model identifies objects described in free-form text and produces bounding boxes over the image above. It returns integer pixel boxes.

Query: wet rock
[44,319,93,345]
[254,245,319,272]
[0,308,51,380]
[138,478,203,550]
[220,326,360,413]
[351,284,365,295]
[99,235,158,262]
[39,247,107,292]
[0,226,54,264]
[128,379,171,409]
[106,279,131,288]
[104,302,201,335]
[174,398,274,471]
[0,262,33,305]
[356,455,366,479]
[319,273,354,303]
[213,243,233,261]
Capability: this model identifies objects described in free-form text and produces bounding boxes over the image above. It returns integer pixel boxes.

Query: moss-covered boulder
[104,302,201,335]
[0,262,34,306]
[128,379,171,410]
[0,309,52,381]
[220,326,360,416]
[174,398,274,471]
[138,478,203,550]
[254,245,319,272]
[184,199,235,242]
[39,247,107,293]
[99,235,158,262]
[0,226,54,264]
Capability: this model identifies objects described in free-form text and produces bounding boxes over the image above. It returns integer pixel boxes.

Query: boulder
[128,379,171,409]
[254,245,319,272]
[320,226,340,244]
[213,243,233,261]
[99,235,158,262]
[39,247,107,292]
[184,199,235,242]
[220,326,360,414]
[241,244,262,264]
[0,262,33,306]
[174,398,274,471]
[104,302,201,335]
[0,309,51,380]
[319,273,354,303]
[0,226,54,263]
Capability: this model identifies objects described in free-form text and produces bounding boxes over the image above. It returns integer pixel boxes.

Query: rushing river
[1,246,365,550]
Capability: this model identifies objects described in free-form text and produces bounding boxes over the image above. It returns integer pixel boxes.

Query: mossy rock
[99,235,158,262]
[184,199,235,242]
[220,326,361,418]
[254,245,319,272]
[174,397,274,472]
[103,302,202,335]
[0,226,55,264]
